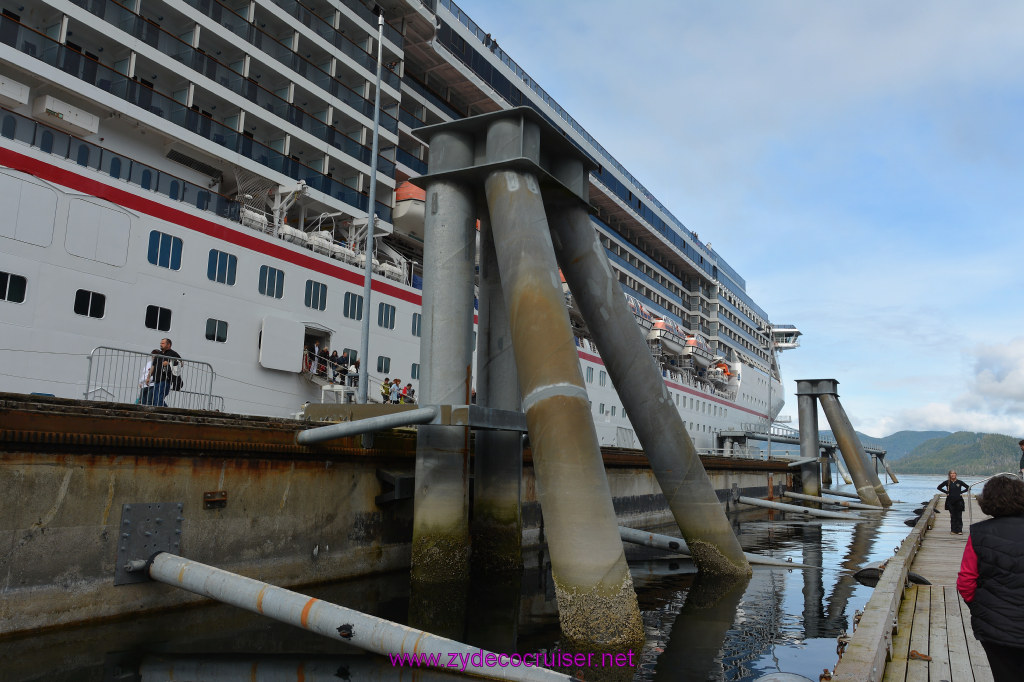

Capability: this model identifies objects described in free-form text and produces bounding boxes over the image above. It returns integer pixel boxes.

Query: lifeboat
[682,334,716,369]
[647,317,688,355]
[392,181,425,241]
[625,294,655,332]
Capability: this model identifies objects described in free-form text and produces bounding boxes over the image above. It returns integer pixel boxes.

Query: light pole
[356,8,386,404]
[760,325,773,459]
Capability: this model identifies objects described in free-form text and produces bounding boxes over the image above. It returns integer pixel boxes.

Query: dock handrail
[831,494,940,682]
[966,472,1020,526]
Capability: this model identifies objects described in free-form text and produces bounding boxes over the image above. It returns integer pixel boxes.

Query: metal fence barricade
[84,346,221,411]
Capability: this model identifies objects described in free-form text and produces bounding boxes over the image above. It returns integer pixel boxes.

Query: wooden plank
[911,496,990,586]
[944,586,975,681]
[929,583,951,682]
[958,592,994,682]
[882,585,917,682]
[905,585,931,682]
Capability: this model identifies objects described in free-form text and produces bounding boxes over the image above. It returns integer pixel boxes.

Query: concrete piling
[472,208,524,573]
[548,198,749,580]
[412,129,477,584]
[483,118,642,649]
[821,452,833,486]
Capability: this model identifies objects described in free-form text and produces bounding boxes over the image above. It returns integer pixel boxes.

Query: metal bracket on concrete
[375,470,414,505]
[114,502,184,585]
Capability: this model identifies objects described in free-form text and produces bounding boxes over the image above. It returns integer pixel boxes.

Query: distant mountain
[894,432,1022,475]
[818,430,951,461]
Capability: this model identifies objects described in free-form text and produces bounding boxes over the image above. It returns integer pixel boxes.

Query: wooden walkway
[834,494,994,682]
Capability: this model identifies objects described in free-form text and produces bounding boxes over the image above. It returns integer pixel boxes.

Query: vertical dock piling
[412,129,477,583]
[472,208,524,573]
[796,391,822,500]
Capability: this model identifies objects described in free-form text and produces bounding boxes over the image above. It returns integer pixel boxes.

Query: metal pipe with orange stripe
[143,553,579,682]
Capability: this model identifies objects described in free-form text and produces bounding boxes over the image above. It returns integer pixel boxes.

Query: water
[0,474,971,682]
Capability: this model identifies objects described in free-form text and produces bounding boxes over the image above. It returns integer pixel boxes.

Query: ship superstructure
[0,0,798,452]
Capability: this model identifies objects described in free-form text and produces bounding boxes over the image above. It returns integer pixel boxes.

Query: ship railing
[84,346,221,411]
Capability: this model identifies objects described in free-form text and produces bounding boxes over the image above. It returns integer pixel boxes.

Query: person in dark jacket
[152,337,182,407]
[957,474,1024,682]
[1018,438,1024,476]
[938,470,970,534]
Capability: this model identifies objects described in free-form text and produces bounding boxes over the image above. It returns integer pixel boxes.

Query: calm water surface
[1,473,973,682]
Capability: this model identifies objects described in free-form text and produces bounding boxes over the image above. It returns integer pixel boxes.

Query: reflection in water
[0,476,942,682]
[656,574,750,680]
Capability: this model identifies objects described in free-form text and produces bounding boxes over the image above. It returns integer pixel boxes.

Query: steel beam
[737,496,864,520]
[140,553,577,682]
[548,197,749,580]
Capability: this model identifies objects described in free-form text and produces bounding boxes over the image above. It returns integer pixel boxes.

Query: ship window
[377,302,396,329]
[342,348,358,363]
[145,305,172,331]
[598,403,605,415]
[109,157,122,179]
[205,318,228,342]
[610,406,616,417]
[377,355,391,373]
[76,144,90,167]
[0,271,27,303]
[675,394,679,405]
[411,312,422,337]
[73,289,105,318]
[40,130,54,154]
[207,249,237,285]
[343,292,363,320]
[1,115,15,139]
[411,363,420,380]
[147,230,183,270]
[586,367,594,383]
[168,180,180,200]
[140,169,152,190]
[304,280,327,310]
[599,370,607,387]
[258,265,284,298]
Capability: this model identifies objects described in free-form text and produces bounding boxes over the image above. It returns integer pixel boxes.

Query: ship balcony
[250,0,401,94]
[149,0,400,135]
[0,16,395,223]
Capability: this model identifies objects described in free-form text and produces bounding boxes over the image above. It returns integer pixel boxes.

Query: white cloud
[972,338,1024,406]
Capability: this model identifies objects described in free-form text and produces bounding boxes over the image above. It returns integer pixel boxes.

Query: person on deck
[938,470,970,534]
[151,338,181,407]
[1018,439,1024,477]
[957,474,1024,682]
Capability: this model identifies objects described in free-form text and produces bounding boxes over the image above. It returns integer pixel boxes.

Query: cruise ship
[0,0,799,452]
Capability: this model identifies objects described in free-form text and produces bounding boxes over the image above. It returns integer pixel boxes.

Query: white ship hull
[0,0,792,454]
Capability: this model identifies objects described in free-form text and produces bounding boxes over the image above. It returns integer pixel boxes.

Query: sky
[453,0,1024,438]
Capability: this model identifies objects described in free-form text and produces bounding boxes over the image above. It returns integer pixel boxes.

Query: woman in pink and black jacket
[957,474,1024,682]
